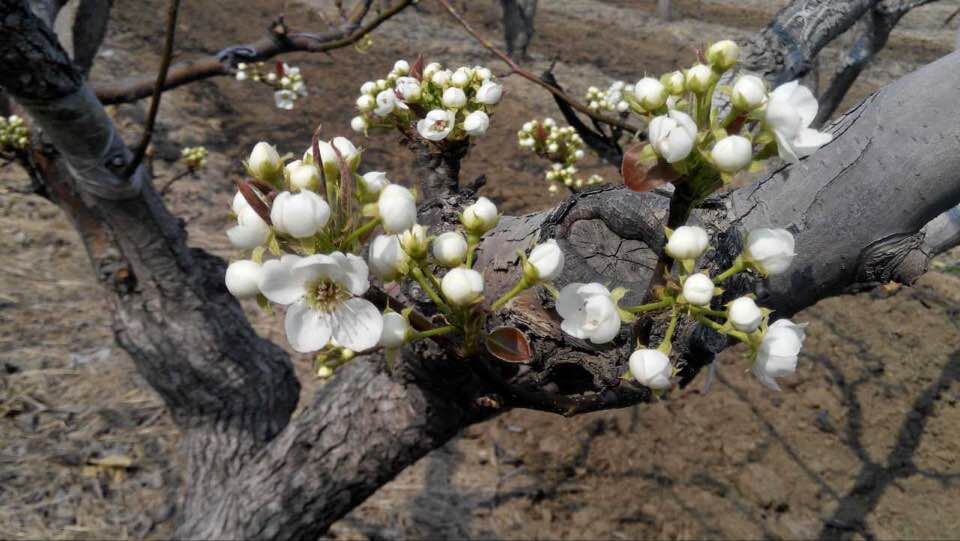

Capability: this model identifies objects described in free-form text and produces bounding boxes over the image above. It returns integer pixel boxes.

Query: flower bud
[525,239,564,282]
[374,89,397,116]
[476,67,492,80]
[745,228,796,276]
[629,349,673,390]
[633,77,667,111]
[451,67,471,87]
[648,110,698,163]
[476,81,503,105]
[706,40,740,70]
[395,76,421,102]
[315,137,360,180]
[682,272,714,306]
[379,312,409,348]
[461,196,499,235]
[369,234,408,281]
[423,62,442,79]
[399,224,429,260]
[463,110,490,136]
[351,115,368,133]
[227,206,270,249]
[665,225,709,260]
[248,141,282,183]
[393,59,410,75]
[432,231,468,267]
[287,161,320,191]
[360,81,377,95]
[441,267,484,306]
[225,260,263,299]
[685,64,717,94]
[753,319,806,390]
[431,69,452,86]
[728,296,762,333]
[270,190,331,238]
[661,70,686,95]
[356,94,375,112]
[441,87,467,108]
[360,171,390,197]
[710,135,753,173]
[732,74,767,110]
[377,184,418,234]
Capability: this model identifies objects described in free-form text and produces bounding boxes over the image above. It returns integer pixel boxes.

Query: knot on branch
[856,231,929,287]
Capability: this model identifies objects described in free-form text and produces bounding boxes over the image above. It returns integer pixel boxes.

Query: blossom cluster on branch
[350,59,503,142]
[235,61,308,110]
[0,115,29,152]
[516,118,604,192]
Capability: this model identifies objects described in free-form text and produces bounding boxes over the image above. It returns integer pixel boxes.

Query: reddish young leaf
[236,181,272,225]
[311,125,327,198]
[410,54,425,81]
[332,145,354,216]
[485,326,534,363]
[621,143,680,192]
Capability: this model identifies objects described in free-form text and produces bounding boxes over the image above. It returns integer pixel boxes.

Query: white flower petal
[259,255,307,305]
[332,297,383,351]
[284,301,333,353]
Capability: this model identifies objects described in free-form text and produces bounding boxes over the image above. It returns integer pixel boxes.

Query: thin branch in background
[541,69,625,166]
[124,0,180,177]
[434,0,640,135]
[158,168,192,195]
[93,0,413,105]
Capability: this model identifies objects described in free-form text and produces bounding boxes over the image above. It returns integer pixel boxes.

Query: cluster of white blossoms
[558,224,805,392]
[350,59,503,141]
[222,135,565,373]
[0,115,29,151]
[235,62,308,110]
[180,146,208,171]
[516,118,603,192]
[588,40,831,189]
[585,81,632,114]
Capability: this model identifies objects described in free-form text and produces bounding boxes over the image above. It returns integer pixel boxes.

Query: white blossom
[356,94,375,112]
[351,115,368,133]
[463,110,490,136]
[270,190,331,239]
[728,296,763,333]
[368,234,408,281]
[629,349,673,390]
[395,76,422,102]
[556,282,621,344]
[745,228,796,276]
[686,64,716,93]
[665,225,709,260]
[227,205,270,249]
[374,89,398,116]
[432,231,468,267]
[753,319,806,390]
[648,110,698,163]
[287,161,320,191]
[360,171,390,196]
[634,77,667,111]
[707,40,739,70]
[399,224,429,260]
[314,137,360,178]
[441,267,484,306]
[451,67,471,87]
[442,87,467,108]
[393,59,410,75]
[225,260,262,299]
[711,135,753,173]
[476,81,503,105]
[462,196,499,234]
[765,80,833,163]
[527,239,564,282]
[274,90,296,110]
[248,141,282,182]
[377,184,417,234]
[379,312,409,348]
[431,69,452,86]
[682,273,714,306]
[417,109,456,141]
[258,253,382,352]
[732,74,767,110]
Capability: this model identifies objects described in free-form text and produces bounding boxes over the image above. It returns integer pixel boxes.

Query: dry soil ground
[2,0,960,539]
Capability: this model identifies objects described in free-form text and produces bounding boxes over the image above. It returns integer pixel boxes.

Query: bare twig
[158,168,192,195]
[124,0,180,177]
[93,0,412,105]
[434,0,640,135]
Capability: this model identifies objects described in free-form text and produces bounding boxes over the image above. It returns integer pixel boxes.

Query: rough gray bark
[656,0,672,21]
[4,0,960,539]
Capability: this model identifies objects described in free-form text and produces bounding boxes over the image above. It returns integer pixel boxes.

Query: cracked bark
[4,0,960,538]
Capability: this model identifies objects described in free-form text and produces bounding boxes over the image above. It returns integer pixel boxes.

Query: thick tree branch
[91,0,412,105]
